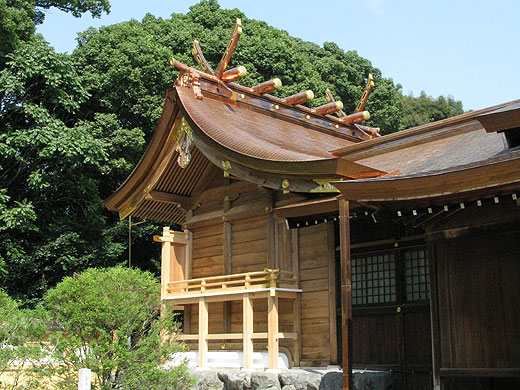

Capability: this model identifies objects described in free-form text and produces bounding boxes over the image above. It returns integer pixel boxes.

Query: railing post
[198,297,208,368]
[243,293,254,369]
[160,227,172,299]
[154,227,188,299]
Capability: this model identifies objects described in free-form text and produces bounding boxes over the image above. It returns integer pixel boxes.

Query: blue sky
[36,0,519,111]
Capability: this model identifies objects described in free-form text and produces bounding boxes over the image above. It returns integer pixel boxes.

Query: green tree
[400,91,464,129]
[0,0,110,68]
[42,267,192,390]
[0,34,133,303]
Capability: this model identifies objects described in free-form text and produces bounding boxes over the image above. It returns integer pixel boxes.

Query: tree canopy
[0,0,465,303]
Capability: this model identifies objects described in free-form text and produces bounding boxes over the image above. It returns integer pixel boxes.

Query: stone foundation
[189,369,392,390]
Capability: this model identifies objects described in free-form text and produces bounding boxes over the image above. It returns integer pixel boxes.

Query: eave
[333,150,520,205]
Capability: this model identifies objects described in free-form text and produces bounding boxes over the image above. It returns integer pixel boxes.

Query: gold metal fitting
[335,101,344,111]
[237,65,247,77]
[273,78,282,89]
[282,179,290,189]
[362,111,371,120]
[305,90,315,100]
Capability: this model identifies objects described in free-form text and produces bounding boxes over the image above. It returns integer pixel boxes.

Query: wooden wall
[182,181,336,365]
[428,202,520,389]
[298,222,337,367]
[433,232,520,371]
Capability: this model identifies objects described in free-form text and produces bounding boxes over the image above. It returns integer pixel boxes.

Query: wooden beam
[274,196,339,219]
[268,293,279,369]
[354,73,375,113]
[146,190,191,210]
[243,293,254,369]
[214,18,242,79]
[198,297,209,368]
[338,197,352,390]
[192,39,214,75]
[439,368,520,377]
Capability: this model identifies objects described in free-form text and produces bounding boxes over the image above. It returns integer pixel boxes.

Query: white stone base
[168,350,290,370]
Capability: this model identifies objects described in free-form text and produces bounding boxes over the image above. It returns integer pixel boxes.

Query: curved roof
[104,69,386,223]
[177,85,352,162]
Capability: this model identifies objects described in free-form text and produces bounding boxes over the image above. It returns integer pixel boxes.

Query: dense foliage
[42,267,191,390]
[400,91,464,129]
[0,0,464,303]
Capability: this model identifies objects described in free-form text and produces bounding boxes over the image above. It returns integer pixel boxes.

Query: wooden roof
[104,19,520,223]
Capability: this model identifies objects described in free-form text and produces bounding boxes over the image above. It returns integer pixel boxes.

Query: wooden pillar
[243,293,254,369]
[268,293,279,369]
[292,296,301,366]
[184,229,193,280]
[291,229,301,366]
[338,197,352,390]
[184,230,193,334]
[328,221,338,364]
[223,197,232,336]
[267,190,276,269]
[198,297,208,368]
[428,241,442,390]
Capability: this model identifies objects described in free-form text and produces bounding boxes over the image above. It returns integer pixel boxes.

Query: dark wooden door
[336,243,433,389]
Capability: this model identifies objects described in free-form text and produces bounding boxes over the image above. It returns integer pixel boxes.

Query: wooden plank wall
[190,224,225,334]
[433,231,520,370]
[231,217,268,274]
[298,222,335,367]
[230,216,269,337]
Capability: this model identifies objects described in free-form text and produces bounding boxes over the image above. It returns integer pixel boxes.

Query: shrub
[0,289,45,390]
[42,266,192,390]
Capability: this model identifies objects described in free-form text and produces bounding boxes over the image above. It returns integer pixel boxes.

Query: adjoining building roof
[333,100,520,207]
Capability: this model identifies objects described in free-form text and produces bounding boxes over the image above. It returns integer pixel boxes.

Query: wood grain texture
[298,223,333,366]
